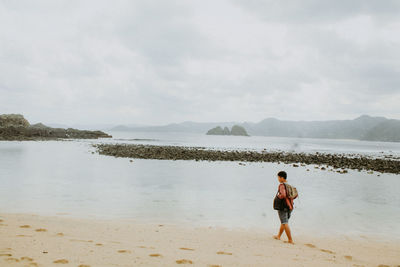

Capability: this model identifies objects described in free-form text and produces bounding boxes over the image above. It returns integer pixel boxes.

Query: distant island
[110,115,400,142]
[0,114,112,141]
[206,125,249,136]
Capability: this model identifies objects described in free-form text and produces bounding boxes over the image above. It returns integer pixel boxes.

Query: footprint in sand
[344,255,353,260]
[118,250,131,253]
[5,258,20,262]
[78,265,91,267]
[17,234,33,237]
[95,243,103,246]
[0,253,12,257]
[179,248,195,251]
[377,265,390,267]
[149,254,162,257]
[208,265,222,267]
[20,256,34,261]
[305,243,316,248]
[70,239,92,243]
[56,233,64,236]
[28,263,39,266]
[53,259,69,264]
[320,249,335,254]
[216,251,232,255]
[176,259,193,264]
[19,225,31,228]
[35,228,47,232]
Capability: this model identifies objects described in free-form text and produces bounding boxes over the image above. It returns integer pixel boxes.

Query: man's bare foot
[273,235,280,240]
[284,240,295,245]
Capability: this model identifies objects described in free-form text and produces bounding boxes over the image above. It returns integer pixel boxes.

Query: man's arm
[278,184,287,199]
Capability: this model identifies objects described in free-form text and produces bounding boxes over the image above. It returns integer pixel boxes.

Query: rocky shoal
[94,144,400,174]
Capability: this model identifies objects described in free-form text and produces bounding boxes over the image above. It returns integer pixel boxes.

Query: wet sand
[1,214,399,266]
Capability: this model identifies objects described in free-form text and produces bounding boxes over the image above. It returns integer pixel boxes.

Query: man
[273,171,294,244]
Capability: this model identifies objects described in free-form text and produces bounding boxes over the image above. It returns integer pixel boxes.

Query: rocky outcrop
[206,126,225,135]
[94,144,400,174]
[0,114,112,141]
[230,125,249,136]
[0,114,30,128]
[206,125,249,136]
[30,123,50,129]
[223,127,230,135]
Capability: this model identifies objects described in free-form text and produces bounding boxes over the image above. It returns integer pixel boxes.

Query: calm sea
[1,132,399,240]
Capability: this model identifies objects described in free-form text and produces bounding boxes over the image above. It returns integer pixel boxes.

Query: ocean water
[107,131,400,158]
[0,132,399,240]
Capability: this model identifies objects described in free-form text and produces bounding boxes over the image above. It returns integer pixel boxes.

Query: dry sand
[0,213,399,267]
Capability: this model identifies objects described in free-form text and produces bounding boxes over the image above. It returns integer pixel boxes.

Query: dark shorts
[278,208,292,224]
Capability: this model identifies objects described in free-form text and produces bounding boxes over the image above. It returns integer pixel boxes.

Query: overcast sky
[1,0,399,126]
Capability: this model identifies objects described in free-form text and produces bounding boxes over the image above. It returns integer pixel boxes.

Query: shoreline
[94,144,400,174]
[1,213,399,266]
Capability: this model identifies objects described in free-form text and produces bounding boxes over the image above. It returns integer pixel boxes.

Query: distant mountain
[111,121,237,133]
[30,123,50,129]
[245,115,389,139]
[362,119,400,142]
[110,115,400,142]
[46,123,120,131]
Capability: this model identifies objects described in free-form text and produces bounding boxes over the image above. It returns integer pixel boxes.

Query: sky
[1,0,399,126]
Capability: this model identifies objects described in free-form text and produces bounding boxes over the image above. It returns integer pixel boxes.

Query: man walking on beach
[273,171,294,244]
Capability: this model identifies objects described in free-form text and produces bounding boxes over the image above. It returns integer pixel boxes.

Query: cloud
[0,0,399,126]
[231,0,400,23]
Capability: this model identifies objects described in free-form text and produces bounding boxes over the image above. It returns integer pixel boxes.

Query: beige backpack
[284,183,298,199]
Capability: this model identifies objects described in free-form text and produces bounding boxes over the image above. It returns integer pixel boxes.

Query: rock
[94,144,400,174]
[206,125,249,136]
[230,125,249,136]
[0,113,112,141]
[206,126,225,135]
[30,123,50,129]
[0,114,30,127]
[223,127,230,135]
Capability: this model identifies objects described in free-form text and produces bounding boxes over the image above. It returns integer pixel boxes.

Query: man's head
[277,171,287,183]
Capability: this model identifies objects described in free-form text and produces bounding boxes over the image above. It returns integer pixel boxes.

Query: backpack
[284,183,298,199]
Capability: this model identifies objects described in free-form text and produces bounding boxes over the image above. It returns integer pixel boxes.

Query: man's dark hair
[277,171,287,179]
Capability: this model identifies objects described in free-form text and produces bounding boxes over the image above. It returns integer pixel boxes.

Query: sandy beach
[0,213,399,267]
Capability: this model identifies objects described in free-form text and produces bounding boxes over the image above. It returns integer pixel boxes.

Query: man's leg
[274,224,285,240]
[283,224,294,244]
